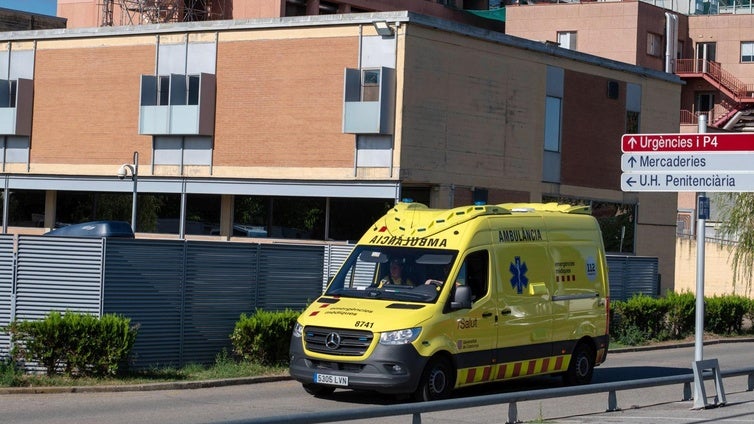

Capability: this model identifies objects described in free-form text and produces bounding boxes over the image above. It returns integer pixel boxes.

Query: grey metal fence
[1,236,326,368]
[606,255,660,301]
[0,235,13,358]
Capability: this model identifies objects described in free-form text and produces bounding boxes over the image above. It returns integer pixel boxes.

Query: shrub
[665,291,696,339]
[6,311,138,377]
[612,294,668,342]
[0,358,21,386]
[705,295,751,335]
[230,309,300,365]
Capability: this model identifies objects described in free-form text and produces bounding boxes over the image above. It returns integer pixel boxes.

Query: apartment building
[58,0,504,31]
[505,0,754,295]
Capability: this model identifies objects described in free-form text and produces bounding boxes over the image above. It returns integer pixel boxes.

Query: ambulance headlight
[292,322,303,338]
[379,327,421,345]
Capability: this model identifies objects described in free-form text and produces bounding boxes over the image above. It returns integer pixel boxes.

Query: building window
[361,69,380,101]
[0,79,17,108]
[647,32,663,57]
[626,83,641,134]
[158,76,170,105]
[741,42,754,63]
[626,111,640,134]
[544,96,562,152]
[557,31,577,50]
[153,136,212,167]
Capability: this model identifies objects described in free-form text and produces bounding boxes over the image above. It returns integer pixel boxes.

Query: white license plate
[314,373,349,386]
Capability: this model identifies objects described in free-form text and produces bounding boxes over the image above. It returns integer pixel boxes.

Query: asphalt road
[1,341,753,424]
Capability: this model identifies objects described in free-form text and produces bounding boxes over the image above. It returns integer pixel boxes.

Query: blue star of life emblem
[509,256,529,294]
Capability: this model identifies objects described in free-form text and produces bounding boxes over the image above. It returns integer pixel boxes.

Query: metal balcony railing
[676,59,754,100]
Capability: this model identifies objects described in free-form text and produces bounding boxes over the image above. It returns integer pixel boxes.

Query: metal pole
[693,115,707,408]
[2,174,8,234]
[695,195,705,364]
[131,151,139,233]
[695,116,706,363]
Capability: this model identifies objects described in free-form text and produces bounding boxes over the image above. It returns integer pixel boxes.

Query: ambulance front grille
[304,326,373,356]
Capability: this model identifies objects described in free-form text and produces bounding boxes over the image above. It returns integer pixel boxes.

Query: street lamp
[118,151,139,233]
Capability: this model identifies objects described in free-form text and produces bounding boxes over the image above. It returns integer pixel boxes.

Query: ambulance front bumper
[289,336,429,394]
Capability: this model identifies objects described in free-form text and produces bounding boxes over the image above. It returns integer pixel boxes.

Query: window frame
[647,32,663,57]
[544,95,562,153]
[741,41,754,63]
[557,31,577,50]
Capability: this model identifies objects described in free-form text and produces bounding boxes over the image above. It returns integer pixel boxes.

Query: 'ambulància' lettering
[498,228,543,243]
[368,235,448,247]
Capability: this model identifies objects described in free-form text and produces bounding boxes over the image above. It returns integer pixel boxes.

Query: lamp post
[118,151,139,233]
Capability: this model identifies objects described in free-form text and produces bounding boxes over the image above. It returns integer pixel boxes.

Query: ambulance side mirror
[450,285,472,310]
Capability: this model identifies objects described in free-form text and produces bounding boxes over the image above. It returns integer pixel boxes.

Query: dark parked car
[44,221,135,238]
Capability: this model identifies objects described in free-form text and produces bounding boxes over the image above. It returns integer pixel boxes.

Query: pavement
[548,386,754,424]
[2,339,754,424]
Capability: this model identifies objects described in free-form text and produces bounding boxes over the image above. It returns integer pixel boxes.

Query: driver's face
[390,260,402,276]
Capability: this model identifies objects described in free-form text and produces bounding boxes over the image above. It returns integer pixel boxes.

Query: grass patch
[0,351,288,388]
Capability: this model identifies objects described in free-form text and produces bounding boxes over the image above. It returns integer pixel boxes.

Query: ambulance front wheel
[414,356,455,402]
[302,383,336,397]
[563,342,595,386]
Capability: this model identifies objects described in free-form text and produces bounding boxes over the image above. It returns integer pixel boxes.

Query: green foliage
[6,311,138,377]
[0,358,22,386]
[716,193,754,295]
[230,309,301,366]
[665,291,696,338]
[610,292,754,345]
[705,295,751,335]
[612,294,669,342]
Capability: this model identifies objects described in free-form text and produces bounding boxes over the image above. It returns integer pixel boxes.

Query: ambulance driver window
[460,250,489,301]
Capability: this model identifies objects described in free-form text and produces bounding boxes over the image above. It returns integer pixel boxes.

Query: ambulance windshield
[324,246,458,303]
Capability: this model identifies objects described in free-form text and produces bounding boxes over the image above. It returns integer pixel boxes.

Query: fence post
[607,390,620,411]
[683,381,692,401]
[412,412,421,424]
[507,401,518,424]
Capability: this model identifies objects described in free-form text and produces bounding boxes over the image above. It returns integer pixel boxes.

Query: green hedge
[230,309,300,366]
[611,292,754,345]
[5,311,138,377]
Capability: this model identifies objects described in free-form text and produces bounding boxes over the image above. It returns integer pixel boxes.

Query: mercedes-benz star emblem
[325,332,341,349]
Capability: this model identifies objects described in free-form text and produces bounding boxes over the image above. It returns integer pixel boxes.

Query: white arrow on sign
[621,153,754,172]
[621,172,754,192]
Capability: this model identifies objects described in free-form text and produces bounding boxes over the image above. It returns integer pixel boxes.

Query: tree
[716,193,754,295]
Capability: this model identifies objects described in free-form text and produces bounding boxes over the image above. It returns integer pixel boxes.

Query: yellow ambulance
[289,201,610,401]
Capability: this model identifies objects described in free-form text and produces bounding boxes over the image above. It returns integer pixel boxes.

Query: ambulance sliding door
[494,241,553,360]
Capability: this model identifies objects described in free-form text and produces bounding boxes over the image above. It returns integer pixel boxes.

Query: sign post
[619,117,754,408]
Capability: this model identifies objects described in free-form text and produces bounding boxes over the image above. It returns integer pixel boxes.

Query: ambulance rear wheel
[414,356,454,402]
[563,342,595,386]
[302,383,336,397]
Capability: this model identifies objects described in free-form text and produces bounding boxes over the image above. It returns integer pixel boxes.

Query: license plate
[314,373,349,386]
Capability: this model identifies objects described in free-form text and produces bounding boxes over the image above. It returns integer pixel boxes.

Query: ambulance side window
[462,250,489,301]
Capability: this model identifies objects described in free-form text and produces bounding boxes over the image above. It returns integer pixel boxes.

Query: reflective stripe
[458,355,570,387]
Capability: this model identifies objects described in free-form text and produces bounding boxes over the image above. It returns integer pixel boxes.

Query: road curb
[609,337,754,353]
[0,374,292,395]
[3,338,754,395]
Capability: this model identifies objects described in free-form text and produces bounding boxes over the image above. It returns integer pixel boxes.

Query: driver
[379,258,414,287]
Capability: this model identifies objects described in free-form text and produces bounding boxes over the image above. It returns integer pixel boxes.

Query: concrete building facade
[0,11,682,289]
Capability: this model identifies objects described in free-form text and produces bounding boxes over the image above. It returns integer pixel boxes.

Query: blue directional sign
[621,153,754,172]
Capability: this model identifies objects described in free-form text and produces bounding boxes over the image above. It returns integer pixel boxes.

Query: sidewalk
[554,386,754,423]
